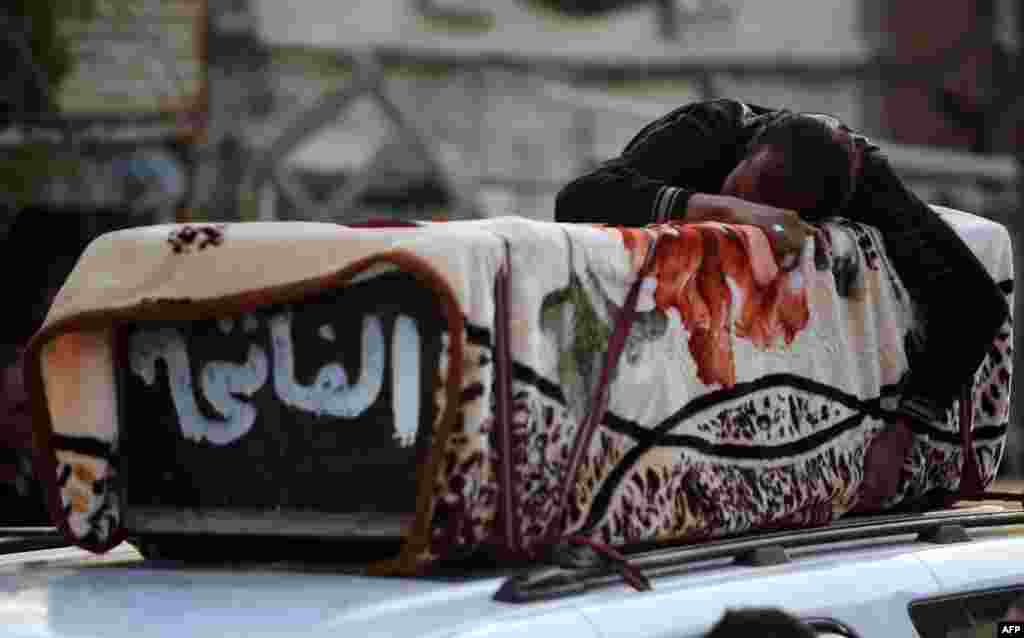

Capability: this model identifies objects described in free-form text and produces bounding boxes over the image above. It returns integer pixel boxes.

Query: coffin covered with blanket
[24,206,1013,573]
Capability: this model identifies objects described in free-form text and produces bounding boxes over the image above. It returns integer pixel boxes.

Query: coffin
[24,207,1013,573]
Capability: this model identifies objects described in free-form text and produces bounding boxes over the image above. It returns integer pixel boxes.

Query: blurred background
[0,0,1021,514]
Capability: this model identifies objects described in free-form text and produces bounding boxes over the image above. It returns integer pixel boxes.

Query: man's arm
[553,99,814,266]
[553,99,755,226]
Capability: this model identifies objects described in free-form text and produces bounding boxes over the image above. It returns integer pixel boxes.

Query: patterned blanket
[24,207,1013,573]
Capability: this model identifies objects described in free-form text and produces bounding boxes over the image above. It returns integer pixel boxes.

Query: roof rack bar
[0,527,60,537]
[0,539,70,555]
[918,524,971,544]
[0,527,68,556]
[493,509,1024,603]
[735,545,790,566]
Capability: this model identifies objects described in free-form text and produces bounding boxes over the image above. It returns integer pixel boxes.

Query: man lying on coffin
[554,99,1009,508]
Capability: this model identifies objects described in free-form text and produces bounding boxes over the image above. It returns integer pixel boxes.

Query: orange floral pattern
[612,222,810,387]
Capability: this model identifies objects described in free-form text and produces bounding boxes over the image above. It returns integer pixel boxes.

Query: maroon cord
[566,535,653,592]
[954,385,1024,507]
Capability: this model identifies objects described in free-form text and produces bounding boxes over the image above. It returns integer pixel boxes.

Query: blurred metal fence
[247,52,480,223]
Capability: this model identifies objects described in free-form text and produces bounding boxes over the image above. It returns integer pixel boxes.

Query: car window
[910,587,1024,638]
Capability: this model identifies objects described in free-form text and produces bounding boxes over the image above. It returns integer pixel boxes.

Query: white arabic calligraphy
[129,327,269,445]
[392,314,420,448]
[269,311,385,418]
[199,344,270,443]
[129,309,419,447]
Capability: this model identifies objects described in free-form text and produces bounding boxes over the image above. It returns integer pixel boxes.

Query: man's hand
[683,194,816,270]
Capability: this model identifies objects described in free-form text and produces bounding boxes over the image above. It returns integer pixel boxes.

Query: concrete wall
[245,0,872,220]
[255,0,867,61]
[261,55,869,220]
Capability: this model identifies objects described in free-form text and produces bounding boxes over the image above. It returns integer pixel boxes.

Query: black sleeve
[554,100,752,226]
[843,151,1010,407]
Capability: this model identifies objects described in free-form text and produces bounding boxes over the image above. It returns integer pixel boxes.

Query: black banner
[119,271,445,534]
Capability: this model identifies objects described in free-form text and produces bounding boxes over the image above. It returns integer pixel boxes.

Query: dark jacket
[555,98,1009,414]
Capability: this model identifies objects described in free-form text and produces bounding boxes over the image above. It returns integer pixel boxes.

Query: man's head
[721,113,860,222]
[705,608,817,638]
[1005,594,1024,622]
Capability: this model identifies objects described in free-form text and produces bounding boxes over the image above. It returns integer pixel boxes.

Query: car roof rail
[493,508,1024,603]
[0,527,68,555]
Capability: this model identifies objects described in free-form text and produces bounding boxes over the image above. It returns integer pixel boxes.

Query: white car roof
[3,512,1024,638]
